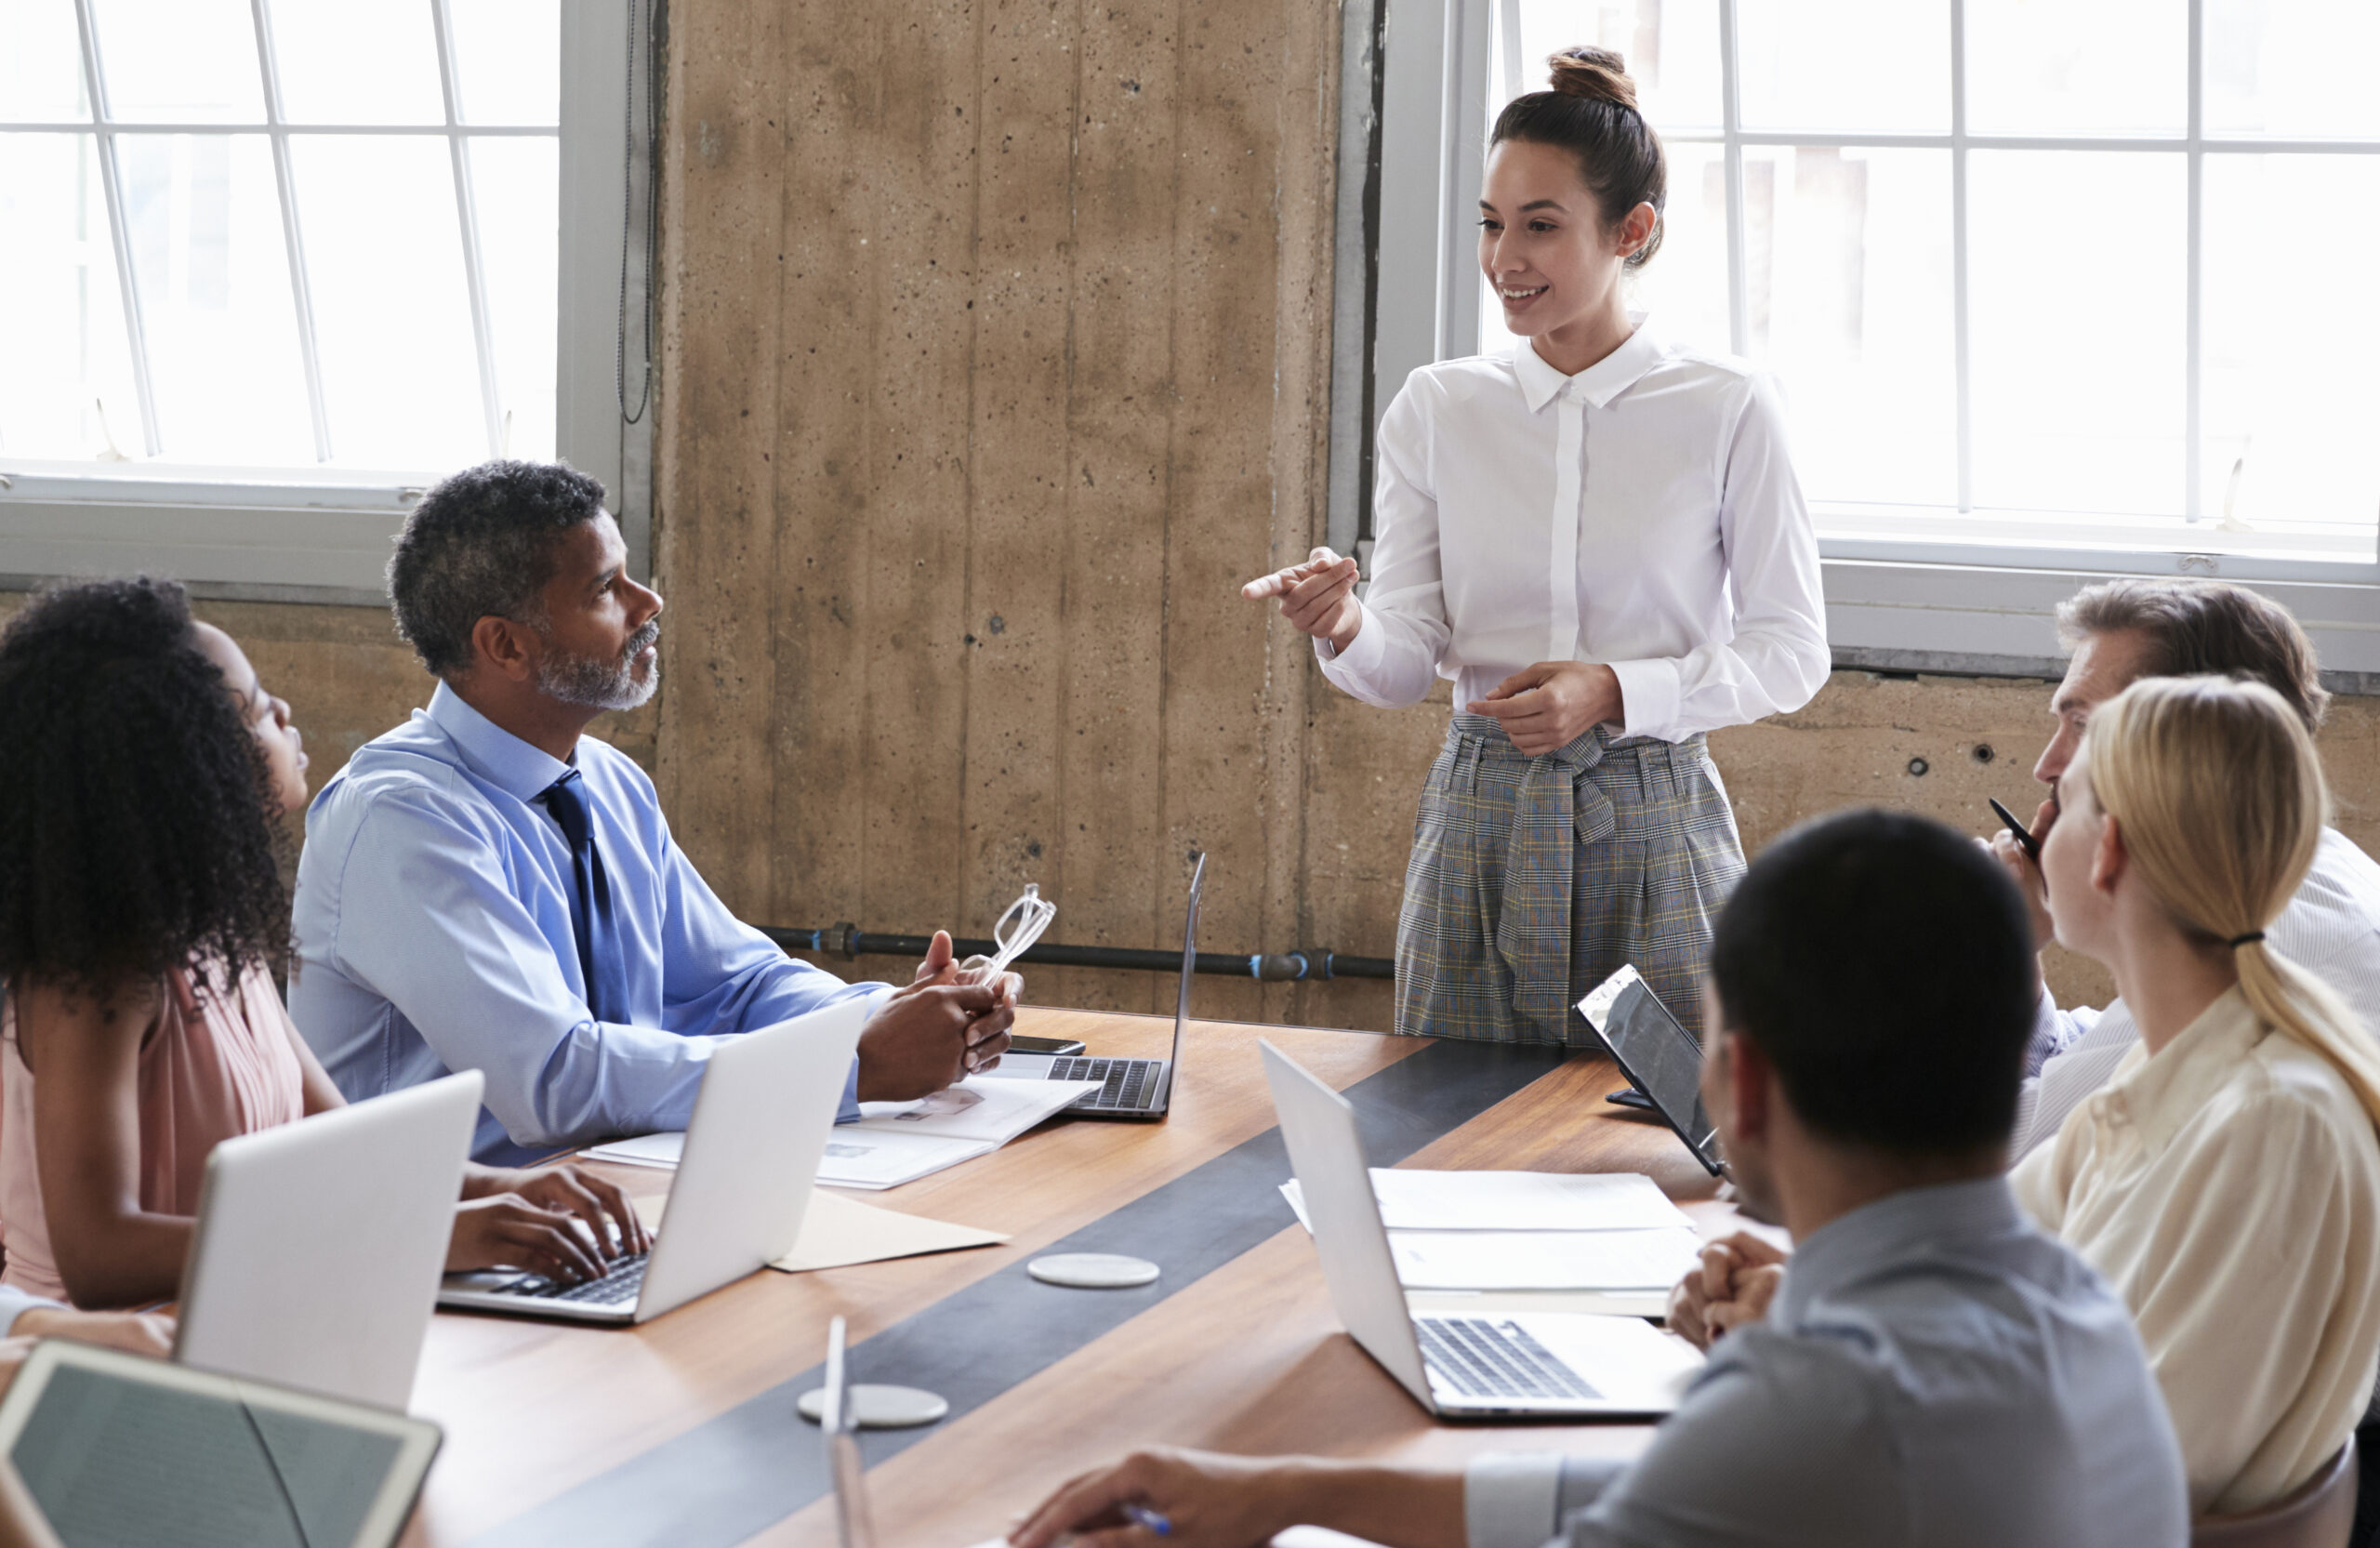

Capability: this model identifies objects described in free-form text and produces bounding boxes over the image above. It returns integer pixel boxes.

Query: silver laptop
[1260,1040,1704,1418]
[439,998,866,1324]
[0,1340,442,1548]
[982,853,1203,1120]
[177,1070,483,1411]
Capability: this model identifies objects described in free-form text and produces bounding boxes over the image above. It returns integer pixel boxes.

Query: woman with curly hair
[0,577,648,1309]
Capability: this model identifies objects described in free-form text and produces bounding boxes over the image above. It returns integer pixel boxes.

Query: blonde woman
[2016,674,2380,1515]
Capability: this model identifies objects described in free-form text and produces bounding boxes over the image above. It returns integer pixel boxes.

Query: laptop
[439,998,866,1324]
[177,1070,483,1411]
[1577,965,1726,1178]
[0,1338,441,1548]
[1260,1040,1703,1418]
[980,852,1204,1120]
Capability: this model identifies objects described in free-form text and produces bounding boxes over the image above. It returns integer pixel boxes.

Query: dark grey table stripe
[468,1038,1567,1548]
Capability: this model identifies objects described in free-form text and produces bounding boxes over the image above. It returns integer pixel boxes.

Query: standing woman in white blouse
[1248,47,1827,1045]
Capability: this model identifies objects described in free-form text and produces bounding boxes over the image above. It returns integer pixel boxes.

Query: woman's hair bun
[1547,46,1638,111]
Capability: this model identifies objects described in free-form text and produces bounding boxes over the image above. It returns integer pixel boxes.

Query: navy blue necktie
[541,769,632,1024]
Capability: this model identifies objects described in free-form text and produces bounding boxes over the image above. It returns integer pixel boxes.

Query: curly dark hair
[0,577,290,995]
[389,459,610,677]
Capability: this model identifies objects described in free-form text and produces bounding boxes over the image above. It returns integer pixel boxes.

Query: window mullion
[1950,0,1972,514]
[2185,0,2204,523]
[248,0,334,462]
[1496,0,1521,103]
[431,0,504,457]
[1718,0,1749,356]
[71,0,161,456]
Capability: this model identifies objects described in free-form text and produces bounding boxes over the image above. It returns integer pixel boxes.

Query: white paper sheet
[1278,1169,1690,1233]
[584,1131,685,1169]
[633,1188,1010,1270]
[851,1076,1104,1144]
[815,1131,998,1190]
[1389,1226,1704,1290]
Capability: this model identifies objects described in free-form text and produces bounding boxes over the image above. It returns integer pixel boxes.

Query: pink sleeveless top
[0,960,307,1303]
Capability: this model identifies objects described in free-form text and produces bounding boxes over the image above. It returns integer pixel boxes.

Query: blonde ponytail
[2086,675,2380,1126]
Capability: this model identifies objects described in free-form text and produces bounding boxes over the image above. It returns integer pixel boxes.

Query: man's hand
[1467,661,1623,756]
[463,1162,651,1260]
[1982,796,2058,953]
[447,1194,609,1285]
[1243,548,1362,654]
[11,1306,174,1360]
[1666,1233,1788,1352]
[856,980,1016,1101]
[1011,1448,1302,1548]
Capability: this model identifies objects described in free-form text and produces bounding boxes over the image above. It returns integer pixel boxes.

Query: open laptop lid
[1257,1039,1435,1410]
[178,1069,483,1411]
[636,997,869,1320]
[0,1338,440,1548]
[1578,966,1725,1177]
[1149,853,1205,1111]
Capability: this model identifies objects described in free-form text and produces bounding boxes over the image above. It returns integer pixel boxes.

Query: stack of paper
[631,1188,1010,1273]
[586,1074,1102,1190]
[1279,1169,1703,1293]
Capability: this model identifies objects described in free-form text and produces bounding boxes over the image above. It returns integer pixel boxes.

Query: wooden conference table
[401,1009,1739,1548]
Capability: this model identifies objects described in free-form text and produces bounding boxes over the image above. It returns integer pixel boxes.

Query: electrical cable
[616,0,660,425]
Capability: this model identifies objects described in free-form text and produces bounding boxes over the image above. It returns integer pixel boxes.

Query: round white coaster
[1027,1252,1161,1290]
[795,1383,951,1429]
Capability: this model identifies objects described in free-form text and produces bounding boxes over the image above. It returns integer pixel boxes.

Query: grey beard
[537,622,660,710]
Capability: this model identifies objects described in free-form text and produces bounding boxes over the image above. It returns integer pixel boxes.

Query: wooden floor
[401,1009,1735,1548]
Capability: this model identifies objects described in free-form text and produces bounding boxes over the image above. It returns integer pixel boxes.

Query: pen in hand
[1120,1502,1173,1537]
[1988,797,2040,863]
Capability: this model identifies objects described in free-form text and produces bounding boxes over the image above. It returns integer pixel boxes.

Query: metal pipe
[761,926,1395,982]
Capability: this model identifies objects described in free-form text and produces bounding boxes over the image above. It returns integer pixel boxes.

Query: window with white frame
[0,0,648,599]
[1,0,560,471]
[1470,0,2380,569]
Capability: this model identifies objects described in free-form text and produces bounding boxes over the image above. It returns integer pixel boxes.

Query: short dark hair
[1709,808,2038,1157]
[388,459,609,678]
[2057,577,2328,732]
[0,578,290,994]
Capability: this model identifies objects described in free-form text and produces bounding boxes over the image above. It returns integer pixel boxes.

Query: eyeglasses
[963,883,1056,983]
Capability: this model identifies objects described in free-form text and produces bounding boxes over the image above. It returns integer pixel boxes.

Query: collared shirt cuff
[1606,657,1682,741]
[1314,602,1385,678]
[837,986,898,1123]
[2022,984,2066,1078]
[1465,1452,1567,1548]
[0,1287,62,1337]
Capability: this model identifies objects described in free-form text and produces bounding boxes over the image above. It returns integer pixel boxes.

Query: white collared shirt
[2013,987,2380,1515]
[1318,323,1829,743]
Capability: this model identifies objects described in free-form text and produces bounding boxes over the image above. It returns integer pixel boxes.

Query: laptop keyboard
[1418,1316,1601,1402]
[1050,1057,1160,1111]
[491,1251,650,1308]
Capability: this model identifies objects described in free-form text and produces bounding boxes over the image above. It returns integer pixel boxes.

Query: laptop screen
[1579,967,1724,1177]
[1155,853,1205,1107]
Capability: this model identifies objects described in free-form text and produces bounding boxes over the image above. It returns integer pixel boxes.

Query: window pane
[469,135,555,459]
[449,0,558,126]
[1737,0,1949,134]
[1747,147,1954,509]
[2206,0,2380,140]
[1511,0,1721,130]
[0,133,139,457]
[1968,151,2183,516]
[268,0,443,126]
[291,134,483,469]
[0,0,92,123]
[116,133,313,461]
[2202,155,2380,539]
[90,0,263,124]
[1966,0,2185,135]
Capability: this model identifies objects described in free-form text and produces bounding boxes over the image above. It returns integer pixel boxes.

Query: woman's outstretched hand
[1243,548,1362,654]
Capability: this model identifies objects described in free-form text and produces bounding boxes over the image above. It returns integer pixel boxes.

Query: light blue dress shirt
[291,683,882,1163]
[1465,1176,2189,1548]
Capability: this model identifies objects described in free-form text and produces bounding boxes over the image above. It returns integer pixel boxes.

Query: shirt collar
[425,681,575,803]
[2090,986,2264,1153]
[1511,312,1665,413]
[1774,1174,2028,1326]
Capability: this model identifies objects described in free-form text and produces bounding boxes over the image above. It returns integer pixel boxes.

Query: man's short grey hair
[388,459,609,678]
[2056,577,2329,732]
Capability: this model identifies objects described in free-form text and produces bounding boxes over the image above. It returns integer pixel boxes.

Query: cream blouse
[2013,986,2380,1515]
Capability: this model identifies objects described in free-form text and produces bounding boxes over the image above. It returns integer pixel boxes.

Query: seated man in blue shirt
[1006,810,2189,1548]
[292,460,1013,1164]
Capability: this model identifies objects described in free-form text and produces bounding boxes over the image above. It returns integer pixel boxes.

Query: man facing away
[1986,578,2380,1159]
[1007,810,2188,1548]
[292,461,1012,1164]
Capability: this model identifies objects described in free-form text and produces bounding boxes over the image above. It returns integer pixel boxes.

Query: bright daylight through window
[1482,0,2380,566]
[0,0,560,480]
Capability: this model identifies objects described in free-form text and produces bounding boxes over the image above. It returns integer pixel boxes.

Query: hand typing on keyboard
[446,1160,651,1286]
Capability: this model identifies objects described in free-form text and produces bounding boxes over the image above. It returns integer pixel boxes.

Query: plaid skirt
[1395,713,1746,1047]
